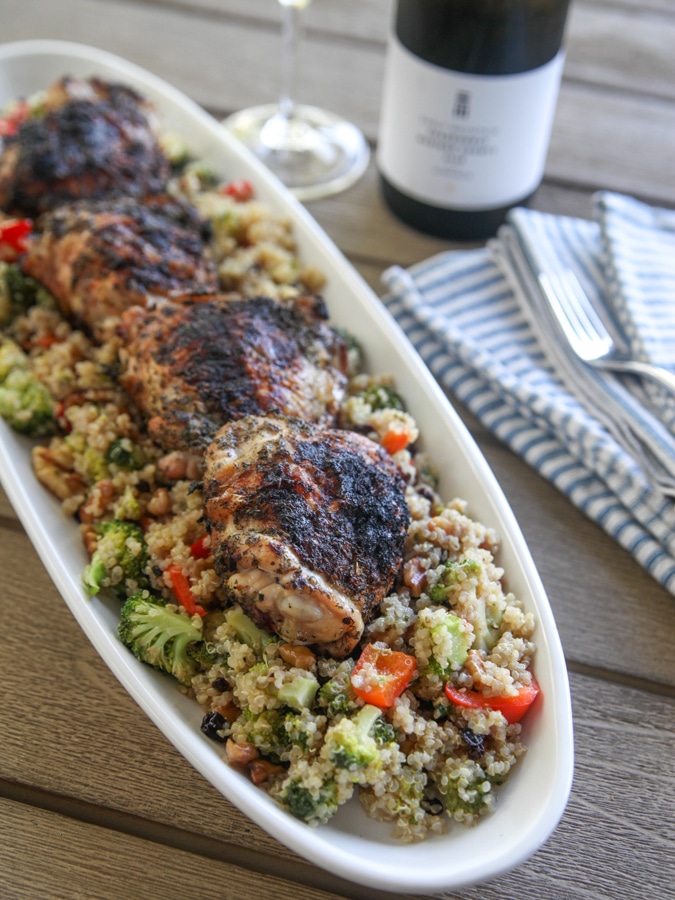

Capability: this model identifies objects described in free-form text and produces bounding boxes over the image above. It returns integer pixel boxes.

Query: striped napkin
[382,192,675,596]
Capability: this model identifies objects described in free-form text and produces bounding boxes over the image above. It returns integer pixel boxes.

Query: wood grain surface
[1,1,674,899]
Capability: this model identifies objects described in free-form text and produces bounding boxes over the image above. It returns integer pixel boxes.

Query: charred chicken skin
[203,415,411,657]
[118,293,349,453]
[21,196,218,340]
[0,77,169,217]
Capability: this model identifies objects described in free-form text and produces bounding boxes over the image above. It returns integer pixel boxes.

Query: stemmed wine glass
[223,0,370,201]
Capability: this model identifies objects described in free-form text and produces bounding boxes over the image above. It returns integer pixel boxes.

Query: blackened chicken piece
[203,415,411,657]
[0,77,169,217]
[118,293,349,452]
[21,196,218,340]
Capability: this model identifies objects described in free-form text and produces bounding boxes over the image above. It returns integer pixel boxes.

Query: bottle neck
[395,0,571,75]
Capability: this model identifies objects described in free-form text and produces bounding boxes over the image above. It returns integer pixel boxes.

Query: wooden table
[1,1,674,898]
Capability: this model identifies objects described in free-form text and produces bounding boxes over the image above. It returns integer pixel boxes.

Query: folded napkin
[382,193,675,596]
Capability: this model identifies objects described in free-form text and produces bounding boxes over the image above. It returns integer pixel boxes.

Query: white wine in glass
[223,0,370,201]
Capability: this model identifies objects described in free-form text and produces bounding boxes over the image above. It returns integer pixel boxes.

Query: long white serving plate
[0,39,574,894]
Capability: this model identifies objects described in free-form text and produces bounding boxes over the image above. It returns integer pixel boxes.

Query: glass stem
[279,4,302,121]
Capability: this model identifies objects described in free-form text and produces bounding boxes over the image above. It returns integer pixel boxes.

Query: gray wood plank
[565,2,675,100]
[0,797,350,900]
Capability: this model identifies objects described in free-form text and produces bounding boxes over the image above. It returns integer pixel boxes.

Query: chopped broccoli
[0,367,56,435]
[105,437,145,470]
[371,716,397,747]
[82,446,109,483]
[434,760,493,820]
[316,661,360,719]
[118,591,206,686]
[428,558,482,603]
[427,556,503,652]
[278,776,339,826]
[184,160,219,188]
[83,519,148,599]
[359,384,406,412]
[113,483,142,521]
[277,674,319,711]
[0,338,26,381]
[234,706,318,760]
[323,703,383,772]
[225,605,276,653]
[0,264,54,324]
[414,607,472,681]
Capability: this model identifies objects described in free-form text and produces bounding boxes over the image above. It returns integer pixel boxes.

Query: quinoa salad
[0,76,539,843]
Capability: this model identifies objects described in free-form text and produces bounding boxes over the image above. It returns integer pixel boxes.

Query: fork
[537,267,675,396]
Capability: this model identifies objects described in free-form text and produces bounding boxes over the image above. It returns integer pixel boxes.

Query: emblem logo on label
[453,91,470,118]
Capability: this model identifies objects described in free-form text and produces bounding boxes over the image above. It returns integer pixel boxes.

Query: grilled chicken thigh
[203,415,410,656]
[0,77,169,217]
[21,196,218,340]
[118,293,348,452]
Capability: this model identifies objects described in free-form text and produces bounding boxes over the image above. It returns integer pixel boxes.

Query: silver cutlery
[537,267,675,396]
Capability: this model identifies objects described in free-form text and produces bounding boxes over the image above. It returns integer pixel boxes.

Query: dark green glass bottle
[378,0,571,241]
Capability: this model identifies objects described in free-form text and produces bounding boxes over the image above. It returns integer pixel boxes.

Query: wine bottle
[377,0,571,241]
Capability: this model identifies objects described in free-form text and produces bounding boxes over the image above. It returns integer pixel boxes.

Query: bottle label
[377,35,565,211]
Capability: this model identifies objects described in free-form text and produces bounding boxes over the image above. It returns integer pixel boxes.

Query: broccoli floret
[225,605,276,653]
[234,706,317,760]
[0,338,56,435]
[323,703,383,772]
[434,762,493,820]
[184,160,219,188]
[0,367,56,435]
[277,674,319,711]
[427,556,502,652]
[371,716,397,747]
[82,446,110,483]
[428,558,482,603]
[105,437,145,470]
[0,338,26,381]
[316,661,360,719]
[414,607,472,681]
[278,776,339,826]
[118,591,205,686]
[0,264,54,324]
[113,483,142,521]
[359,384,406,412]
[83,519,148,599]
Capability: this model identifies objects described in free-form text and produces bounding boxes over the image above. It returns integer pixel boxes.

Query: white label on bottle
[377,35,565,210]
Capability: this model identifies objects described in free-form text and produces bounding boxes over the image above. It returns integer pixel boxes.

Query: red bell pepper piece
[444,676,540,724]
[0,100,29,137]
[220,178,254,202]
[351,643,417,708]
[0,218,33,258]
[190,534,211,559]
[167,564,206,617]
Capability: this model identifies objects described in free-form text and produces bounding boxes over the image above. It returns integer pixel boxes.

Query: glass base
[223,103,370,201]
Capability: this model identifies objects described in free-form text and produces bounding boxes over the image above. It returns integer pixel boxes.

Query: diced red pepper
[444,676,540,724]
[167,564,206,617]
[190,534,211,559]
[35,333,60,349]
[381,429,414,455]
[220,178,254,202]
[0,218,33,258]
[351,643,417,708]
[0,100,29,137]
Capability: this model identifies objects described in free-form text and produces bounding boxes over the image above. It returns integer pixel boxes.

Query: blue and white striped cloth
[382,192,675,596]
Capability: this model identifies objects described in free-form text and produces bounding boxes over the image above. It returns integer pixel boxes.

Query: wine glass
[223,0,370,201]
